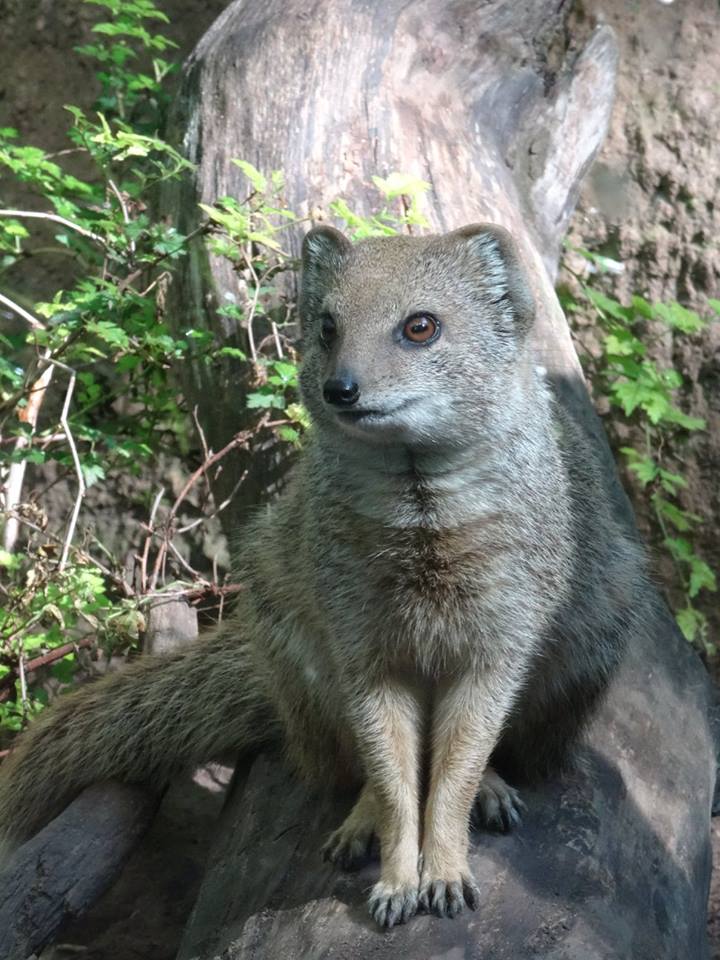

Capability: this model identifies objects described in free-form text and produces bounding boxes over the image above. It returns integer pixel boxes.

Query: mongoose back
[0,223,648,927]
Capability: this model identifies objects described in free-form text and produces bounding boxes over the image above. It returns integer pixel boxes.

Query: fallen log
[0,782,159,960]
[0,598,196,959]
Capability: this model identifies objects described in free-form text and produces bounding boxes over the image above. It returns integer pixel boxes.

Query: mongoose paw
[418,873,480,918]
[368,880,419,928]
[474,769,525,834]
[322,822,375,870]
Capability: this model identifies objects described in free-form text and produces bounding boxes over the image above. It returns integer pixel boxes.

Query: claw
[369,881,419,928]
[475,771,524,834]
[322,824,374,870]
[419,874,480,918]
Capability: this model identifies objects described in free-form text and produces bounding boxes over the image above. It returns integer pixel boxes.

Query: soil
[1,0,718,956]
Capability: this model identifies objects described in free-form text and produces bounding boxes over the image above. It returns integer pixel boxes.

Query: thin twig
[140,488,165,594]
[3,612,45,648]
[148,418,267,592]
[2,348,54,552]
[42,360,86,571]
[168,420,265,527]
[165,539,206,582]
[18,654,27,716]
[241,249,261,363]
[191,406,213,506]
[0,637,96,701]
[0,209,106,245]
[0,291,46,330]
[5,512,122,588]
[176,468,248,534]
[271,321,284,358]
[107,179,134,258]
[119,222,210,293]
[138,269,170,299]
[192,405,210,463]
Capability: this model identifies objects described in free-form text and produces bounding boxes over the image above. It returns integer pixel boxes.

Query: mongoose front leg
[345,679,424,928]
[474,765,525,833]
[420,669,524,918]
[322,780,377,868]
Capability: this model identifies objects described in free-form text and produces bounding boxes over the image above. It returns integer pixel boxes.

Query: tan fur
[0,224,648,929]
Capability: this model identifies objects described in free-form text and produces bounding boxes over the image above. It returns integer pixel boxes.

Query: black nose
[323,374,360,407]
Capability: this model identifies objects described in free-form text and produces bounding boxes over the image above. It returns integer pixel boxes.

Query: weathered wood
[0,782,159,960]
[0,597,198,958]
[160,2,716,958]
[145,597,199,655]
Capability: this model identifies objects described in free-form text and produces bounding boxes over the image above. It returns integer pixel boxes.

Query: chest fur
[324,513,545,673]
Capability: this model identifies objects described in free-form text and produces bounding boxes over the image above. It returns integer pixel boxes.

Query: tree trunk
[158,2,716,958]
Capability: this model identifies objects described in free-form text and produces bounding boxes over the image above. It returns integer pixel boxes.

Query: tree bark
[159,2,716,958]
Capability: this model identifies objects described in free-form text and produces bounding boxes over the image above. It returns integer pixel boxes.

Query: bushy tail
[0,621,276,846]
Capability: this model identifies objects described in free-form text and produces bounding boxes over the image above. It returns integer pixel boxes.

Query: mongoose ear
[444,223,535,335]
[299,225,352,330]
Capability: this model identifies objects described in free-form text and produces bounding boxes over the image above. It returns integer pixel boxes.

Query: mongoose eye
[402,313,440,344]
[319,313,337,347]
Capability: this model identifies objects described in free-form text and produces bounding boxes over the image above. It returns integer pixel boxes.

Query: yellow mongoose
[0,223,647,927]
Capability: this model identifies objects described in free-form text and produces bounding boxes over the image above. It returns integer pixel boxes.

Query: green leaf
[87,319,130,350]
[232,159,267,193]
[688,557,717,598]
[82,462,106,487]
[610,379,649,417]
[277,425,300,444]
[657,468,687,495]
[663,408,706,431]
[663,536,693,561]
[217,346,247,360]
[624,454,658,486]
[286,403,311,429]
[371,172,430,200]
[246,390,285,410]
[676,606,702,643]
[652,301,706,334]
[630,295,654,319]
[653,496,697,532]
[604,329,644,358]
[584,287,631,322]
[51,657,77,684]
[0,549,21,570]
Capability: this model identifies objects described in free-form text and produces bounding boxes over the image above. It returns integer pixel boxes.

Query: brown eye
[402,313,440,344]
[320,314,336,347]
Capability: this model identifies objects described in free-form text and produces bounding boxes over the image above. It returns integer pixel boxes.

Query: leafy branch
[561,248,718,652]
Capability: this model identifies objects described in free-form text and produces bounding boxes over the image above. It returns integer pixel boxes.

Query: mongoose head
[299,223,535,450]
